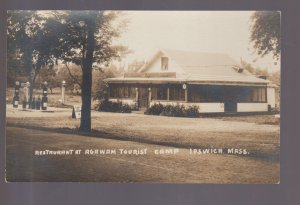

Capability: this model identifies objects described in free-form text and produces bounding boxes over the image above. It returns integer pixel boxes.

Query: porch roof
[105,75,269,86]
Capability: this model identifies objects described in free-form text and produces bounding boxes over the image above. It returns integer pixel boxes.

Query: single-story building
[105,49,277,113]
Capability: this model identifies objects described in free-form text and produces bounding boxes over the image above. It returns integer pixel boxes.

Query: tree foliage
[92,64,123,100]
[7,10,128,132]
[37,65,58,93]
[250,11,281,60]
[7,11,60,103]
[56,64,82,91]
[50,11,128,132]
[241,60,280,85]
[51,11,127,67]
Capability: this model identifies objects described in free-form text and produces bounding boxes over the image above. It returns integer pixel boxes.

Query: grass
[216,114,280,125]
[6,102,280,183]
[6,87,98,108]
[6,87,280,183]
[6,107,280,162]
[7,87,280,125]
[6,86,280,161]
[6,126,279,183]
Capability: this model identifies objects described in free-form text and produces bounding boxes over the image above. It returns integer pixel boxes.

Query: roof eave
[105,78,269,86]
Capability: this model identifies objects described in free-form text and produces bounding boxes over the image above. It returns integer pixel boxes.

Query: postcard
[6,10,280,183]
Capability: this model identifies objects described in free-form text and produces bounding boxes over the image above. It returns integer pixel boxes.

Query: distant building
[105,49,276,113]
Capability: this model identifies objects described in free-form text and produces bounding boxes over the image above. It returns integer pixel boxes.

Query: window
[123,86,129,98]
[110,86,118,98]
[251,87,266,102]
[161,57,168,71]
[188,87,201,102]
[151,88,157,100]
[157,87,168,100]
[118,87,123,98]
[188,86,224,102]
[169,87,185,101]
[110,85,135,99]
[130,87,136,98]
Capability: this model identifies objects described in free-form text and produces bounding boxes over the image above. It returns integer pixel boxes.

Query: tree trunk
[28,71,37,108]
[80,65,92,132]
[25,43,34,107]
[79,14,96,132]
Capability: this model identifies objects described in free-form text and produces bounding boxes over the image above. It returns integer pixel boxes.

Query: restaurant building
[105,49,276,113]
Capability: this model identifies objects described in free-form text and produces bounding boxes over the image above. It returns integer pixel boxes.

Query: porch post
[167,87,170,101]
[184,84,188,102]
[135,87,139,102]
[148,87,152,107]
[185,87,188,102]
[107,84,110,100]
[265,87,267,103]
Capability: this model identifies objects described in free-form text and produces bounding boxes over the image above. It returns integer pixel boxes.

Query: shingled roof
[106,49,269,85]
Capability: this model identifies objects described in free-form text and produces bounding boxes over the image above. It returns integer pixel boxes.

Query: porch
[107,83,269,113]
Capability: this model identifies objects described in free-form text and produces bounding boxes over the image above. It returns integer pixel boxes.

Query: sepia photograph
[6,11,280,183]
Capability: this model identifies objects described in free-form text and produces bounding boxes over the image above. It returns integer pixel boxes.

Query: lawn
[6,106,280,162]
[6,104,280,183]
[6,86,280,162]
[216,114,280,125]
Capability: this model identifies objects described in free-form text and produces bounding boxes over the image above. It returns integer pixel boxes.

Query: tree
[7,11,60,105]
[269,70,280,85]
[7,11,36,78]
[56,64,83,93]
[92,64,122,100]
[241,60,268,76]
[127,60,145,72]
[52,11,128,132]
[250,11,281,60]
[38,65,58,93]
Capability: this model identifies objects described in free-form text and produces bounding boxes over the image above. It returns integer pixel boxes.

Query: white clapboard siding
[237,103,268,112]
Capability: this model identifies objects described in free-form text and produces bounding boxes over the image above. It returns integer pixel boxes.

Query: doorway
[224,87,237,112]
[138,87,149,109]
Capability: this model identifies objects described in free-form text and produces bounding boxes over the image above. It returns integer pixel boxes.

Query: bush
[161,104,185,117]
[185,105,200,118]
[159,105,171,116]
[95,100,131,113]
[145,103,199,118]
[144,103,164,115]
[120,104,132,113]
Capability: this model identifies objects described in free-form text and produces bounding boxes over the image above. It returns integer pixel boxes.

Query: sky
[113,11,280,73]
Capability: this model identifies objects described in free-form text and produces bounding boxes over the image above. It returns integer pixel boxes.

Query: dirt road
[6,127,279,183]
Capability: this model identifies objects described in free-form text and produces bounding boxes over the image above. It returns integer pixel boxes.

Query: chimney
[258,76,267,80]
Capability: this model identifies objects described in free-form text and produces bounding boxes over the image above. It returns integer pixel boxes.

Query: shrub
[174,104,186,117]
[185,105,200,118]
[144,103,164,115]
[120,104,132,113]
[145,104,200,118]
[163,104,184,117]
[95,100,131,113]
[160,104,173,116]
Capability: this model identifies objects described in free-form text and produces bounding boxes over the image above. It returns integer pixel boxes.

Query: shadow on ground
[6,122,279,162]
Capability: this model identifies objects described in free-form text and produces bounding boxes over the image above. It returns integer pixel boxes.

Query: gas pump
[13,81,20,108]
[31,96,36,109]
[36,95,41,110]
[61,80,66,104]
[41,81,48,110]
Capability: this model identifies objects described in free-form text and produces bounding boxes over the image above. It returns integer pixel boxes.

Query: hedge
[95,100,131,113]
[145,103,199,118]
